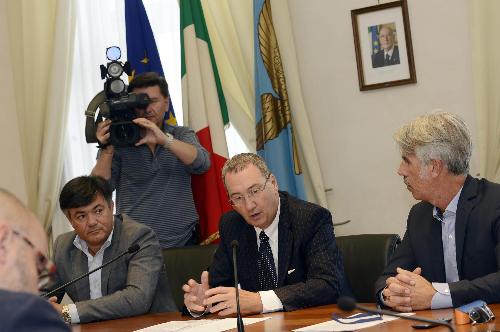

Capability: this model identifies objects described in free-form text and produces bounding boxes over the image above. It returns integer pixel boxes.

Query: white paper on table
[293,312,415,331]
[133,317,271,332]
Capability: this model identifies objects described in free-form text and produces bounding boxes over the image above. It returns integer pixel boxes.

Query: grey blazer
[44,215,177,323]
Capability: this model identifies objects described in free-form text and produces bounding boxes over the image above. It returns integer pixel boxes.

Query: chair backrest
[336,233,401,303]
[162,244,218,310]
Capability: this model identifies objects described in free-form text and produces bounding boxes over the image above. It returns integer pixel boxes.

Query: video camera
[85,46,152,147]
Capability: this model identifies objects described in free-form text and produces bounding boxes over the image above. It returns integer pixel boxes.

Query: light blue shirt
[67,230,114,323]
[431,187,462,309]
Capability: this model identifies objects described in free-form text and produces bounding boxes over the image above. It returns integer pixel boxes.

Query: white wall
[0,0,479,237]
[0,0,28,203]
[288,0,477,236]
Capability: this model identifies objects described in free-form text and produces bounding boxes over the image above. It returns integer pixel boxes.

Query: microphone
[231,240,244,332]
[337,297,455,332]
[43,244,140,298]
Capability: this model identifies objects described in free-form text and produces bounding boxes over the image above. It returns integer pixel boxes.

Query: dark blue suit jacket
[209,191,345,311]
[0,289,69,332]
[375,175,500,307]
[372,46,400,68]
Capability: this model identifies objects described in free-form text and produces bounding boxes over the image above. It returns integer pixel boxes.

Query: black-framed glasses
[469,304,495,325]
[228,174,271,206]
[11,229,54,283]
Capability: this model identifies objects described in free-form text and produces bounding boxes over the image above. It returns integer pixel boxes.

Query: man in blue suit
[372,25,400,68]
[183,153,344,316]
[0,189,69,331]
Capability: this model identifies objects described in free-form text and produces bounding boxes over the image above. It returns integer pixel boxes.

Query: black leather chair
[162,244,218,311]
[337,234,401,303]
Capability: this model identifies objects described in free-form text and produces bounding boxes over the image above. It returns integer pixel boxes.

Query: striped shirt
[109,124,210,248]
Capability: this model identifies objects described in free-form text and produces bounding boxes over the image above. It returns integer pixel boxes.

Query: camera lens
[109,79,126,94]
[108,62,124,78]
[110,122,140,147]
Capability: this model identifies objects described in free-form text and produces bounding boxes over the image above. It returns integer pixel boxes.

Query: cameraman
[91,72,210,248]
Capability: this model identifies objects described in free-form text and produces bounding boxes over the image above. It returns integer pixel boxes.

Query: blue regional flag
[253,0,306,200]
[125,0,177,125]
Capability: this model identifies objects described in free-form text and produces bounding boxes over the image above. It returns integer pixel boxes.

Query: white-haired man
[372,25,400,68]
[375,112,500,311]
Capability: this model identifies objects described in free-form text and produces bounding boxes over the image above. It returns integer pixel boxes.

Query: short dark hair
[128,72,169,98]
[59,176,113,210]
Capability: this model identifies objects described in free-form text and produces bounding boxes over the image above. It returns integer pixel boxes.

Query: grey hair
[221,153,270,187]
[394,112,472,175]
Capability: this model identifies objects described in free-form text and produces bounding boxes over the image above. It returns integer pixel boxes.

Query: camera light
[106,46,121,61]
[109,79,126,95]
[108,62,124,78]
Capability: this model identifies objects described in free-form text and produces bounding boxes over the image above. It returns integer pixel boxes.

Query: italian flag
[180,0,232,244]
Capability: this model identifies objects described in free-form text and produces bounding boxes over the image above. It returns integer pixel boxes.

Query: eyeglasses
[228,174,271,207]
[11,229,55,287]
[469,304,495,325]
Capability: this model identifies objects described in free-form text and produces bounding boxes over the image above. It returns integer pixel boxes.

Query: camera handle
[85,91,108,144]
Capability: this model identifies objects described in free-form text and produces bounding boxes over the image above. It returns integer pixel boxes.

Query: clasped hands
[382,267,436,312]
[183,271,263,316]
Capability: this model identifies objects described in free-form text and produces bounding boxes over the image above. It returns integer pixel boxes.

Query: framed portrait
[351,0,416,91]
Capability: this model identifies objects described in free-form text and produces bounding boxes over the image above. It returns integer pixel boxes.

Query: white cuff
[67,303,80,324]
[259,290,283,313]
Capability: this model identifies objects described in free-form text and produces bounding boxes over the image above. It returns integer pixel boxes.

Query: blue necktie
[257,231,278,290]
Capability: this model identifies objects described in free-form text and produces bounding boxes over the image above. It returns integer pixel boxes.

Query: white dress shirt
[66,230,114,323]
[254,199,283,313]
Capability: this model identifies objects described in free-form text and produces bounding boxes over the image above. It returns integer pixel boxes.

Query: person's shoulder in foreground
[0,189,69,331]
[0,289,69,332]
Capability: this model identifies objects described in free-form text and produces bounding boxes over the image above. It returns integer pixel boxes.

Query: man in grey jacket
[44,176,176,324]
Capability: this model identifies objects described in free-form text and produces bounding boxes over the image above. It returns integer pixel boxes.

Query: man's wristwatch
[163,132,174,149]
[61,305,71,324]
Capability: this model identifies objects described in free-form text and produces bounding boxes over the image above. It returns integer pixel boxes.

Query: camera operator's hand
[96,119,112,145]
[133,117,199,166]
[133,117,167,146]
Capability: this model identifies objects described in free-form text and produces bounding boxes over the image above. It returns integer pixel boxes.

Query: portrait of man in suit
[43,176,176,324]
[371,24,400,68]
[375,112,500,311]
[183,153,345,316]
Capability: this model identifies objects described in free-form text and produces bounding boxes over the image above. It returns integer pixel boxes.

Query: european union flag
[370,25,380,55]
[125,0,177,125]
